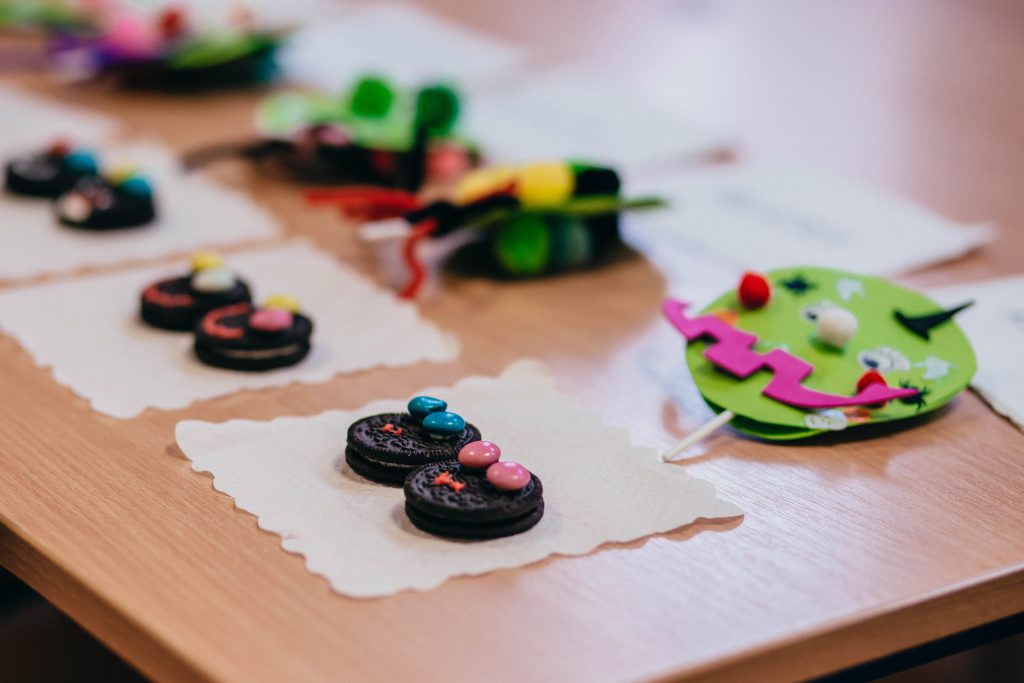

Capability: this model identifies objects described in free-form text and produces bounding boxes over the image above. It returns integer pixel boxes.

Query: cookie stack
[139,251,314,371]
[346,395,545,539]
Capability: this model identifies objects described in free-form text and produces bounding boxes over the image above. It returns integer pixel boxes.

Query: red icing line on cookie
[143,284,194,307]
[201,302,252,339]
[381,423,403,436]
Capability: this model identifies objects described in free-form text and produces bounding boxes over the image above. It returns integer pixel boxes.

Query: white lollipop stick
[661,410,735,462]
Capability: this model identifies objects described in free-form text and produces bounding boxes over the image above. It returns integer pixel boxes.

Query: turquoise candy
[119,176,153,197]
[422,411,465,437]
[64,151,98,174]
[407,395,447,420]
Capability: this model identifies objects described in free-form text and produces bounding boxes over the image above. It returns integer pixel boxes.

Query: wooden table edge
[655,564,1024,682]
[4,498,1022,683]
[0,515,214,683]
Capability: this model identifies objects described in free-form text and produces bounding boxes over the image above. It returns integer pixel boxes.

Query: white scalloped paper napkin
[636,164,992,277]
[0,240,458,418]
[930,274,1024,432]
[175,360,742,598]
[281,3,528,90]
[0,140,279,281]
[0,84,120,155]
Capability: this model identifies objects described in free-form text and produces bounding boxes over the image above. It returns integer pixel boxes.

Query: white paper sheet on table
[0,85,120,154]
[464,66,726,167]
[280,3,528,90]
[637,164,992,277]
[175,360,741,598]
[0,241,458,418]
[929,274,1024,432]
[0,140,280,281]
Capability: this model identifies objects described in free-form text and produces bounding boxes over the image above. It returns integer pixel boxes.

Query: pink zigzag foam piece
[662,298,918,409]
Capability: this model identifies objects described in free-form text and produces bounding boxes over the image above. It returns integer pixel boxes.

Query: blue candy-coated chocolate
[407,395,447,420]
[119,176,153,197]
[422,411,465,437]
[64,151,98,174]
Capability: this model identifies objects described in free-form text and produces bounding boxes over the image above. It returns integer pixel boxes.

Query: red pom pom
[738,271,771,309]
[856,370,887,393]
[158,7,186,41]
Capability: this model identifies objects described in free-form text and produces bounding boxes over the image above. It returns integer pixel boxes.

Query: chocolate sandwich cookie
[140,251,252,331]
[345,396,481,485]
[5,143,99,198]
[403,442,543,539]
[56,172,156,230]
[194,294,313,371]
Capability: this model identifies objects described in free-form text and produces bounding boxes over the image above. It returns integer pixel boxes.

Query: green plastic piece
[413,85,460,135]
[169,32,275,70]
[349,76,396,119]
[683,266,976,440]
[558,195,666,216]
[493,213,551,276]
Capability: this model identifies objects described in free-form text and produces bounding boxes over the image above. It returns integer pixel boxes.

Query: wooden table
[2,1,1023,681]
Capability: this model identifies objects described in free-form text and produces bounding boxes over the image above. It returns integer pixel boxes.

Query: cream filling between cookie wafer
[206,343,303,360]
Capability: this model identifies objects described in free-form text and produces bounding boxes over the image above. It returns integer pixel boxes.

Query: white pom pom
[816,306,858,348]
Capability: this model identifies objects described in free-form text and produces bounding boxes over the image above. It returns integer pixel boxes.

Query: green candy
[349,76,396,118]
[492,213,551,276]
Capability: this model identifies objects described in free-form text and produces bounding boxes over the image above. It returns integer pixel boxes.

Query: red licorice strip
[303,187,422,220]
[399,219,438,299]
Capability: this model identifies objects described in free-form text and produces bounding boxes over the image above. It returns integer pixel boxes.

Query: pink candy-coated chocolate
[249,308,293,332]
[458,440,501,469]
[486,461,531,491]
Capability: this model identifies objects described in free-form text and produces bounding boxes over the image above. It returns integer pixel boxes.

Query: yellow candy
[264,294,300,312]
[515,161,574,208]
[109,165,137,184]
[190,250,224,272]
[453,166,517,205]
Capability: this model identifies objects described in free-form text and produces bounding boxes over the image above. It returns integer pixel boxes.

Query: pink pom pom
[104,15,161,57]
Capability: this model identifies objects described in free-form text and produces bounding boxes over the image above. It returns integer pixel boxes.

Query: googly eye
[857,346,910,373]
[858,350,888,371]
[802,305,821,323]
[802,300,838,323]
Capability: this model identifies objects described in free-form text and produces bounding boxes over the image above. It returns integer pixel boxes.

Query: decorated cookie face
[193,300,313,371]
[140,253,251,331]
[56,173,156,230]
[345,396,482,486]
[5,144,99,198]
[668,266,976,439]
[404,460,544,539]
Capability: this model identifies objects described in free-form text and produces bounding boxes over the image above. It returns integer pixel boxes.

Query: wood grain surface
[1,1,1023,681]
